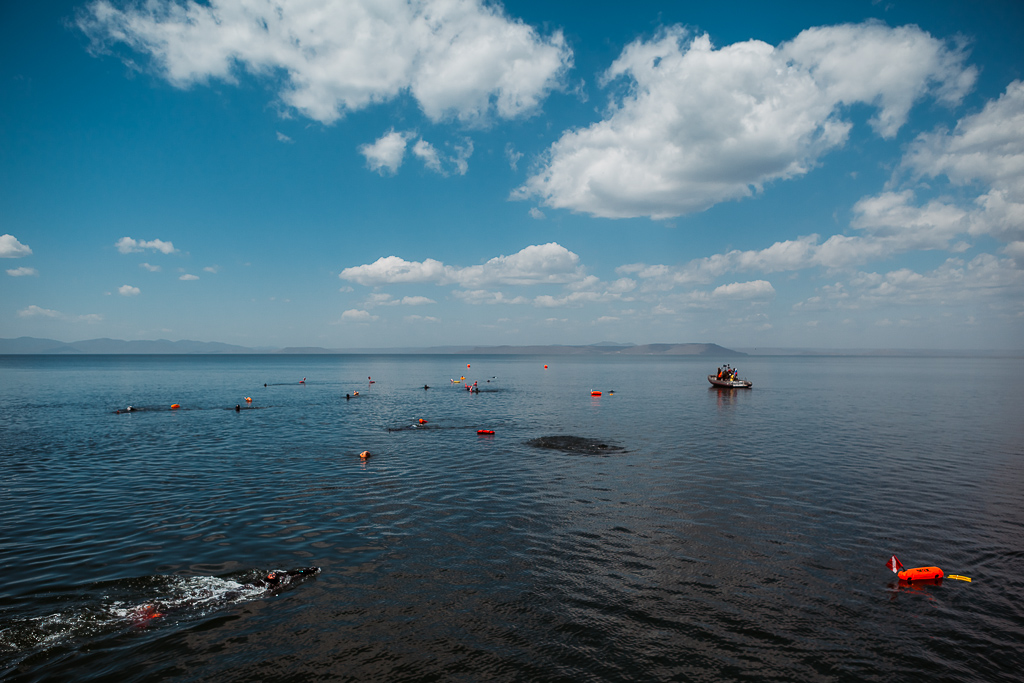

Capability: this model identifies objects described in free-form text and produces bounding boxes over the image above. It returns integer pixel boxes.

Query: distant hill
[462,343,744,356]
[0,337,254,354]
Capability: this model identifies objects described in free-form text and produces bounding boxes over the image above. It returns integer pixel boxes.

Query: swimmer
[264,383,267,387]
[252,567,320,590]
[424,384,430,390]
[299,377,305,384]
[235,404,241,412]
[359,450,371,459]
[346,394,350,400]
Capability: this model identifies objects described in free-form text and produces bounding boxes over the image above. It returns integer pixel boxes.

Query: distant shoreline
[0,337,1019,358]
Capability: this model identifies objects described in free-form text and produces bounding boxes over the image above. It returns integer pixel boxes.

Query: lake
[1,354,1022,681]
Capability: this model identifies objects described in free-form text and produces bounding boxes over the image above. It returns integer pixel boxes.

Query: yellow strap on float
[947,575,972,582]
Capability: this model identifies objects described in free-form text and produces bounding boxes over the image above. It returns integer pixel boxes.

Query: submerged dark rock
[526,435,625,455]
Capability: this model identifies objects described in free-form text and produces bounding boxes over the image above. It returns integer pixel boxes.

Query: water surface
[1,354,1022,681]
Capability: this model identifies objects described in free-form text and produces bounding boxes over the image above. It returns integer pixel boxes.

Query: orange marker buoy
[544,364,548,369]
[477,429,495,435]
[359,450,371,459]
[591,391,602,396]
[419,419,428,424]
[899,566,944,581]
[170,403,180,409]
[467,363,471,368]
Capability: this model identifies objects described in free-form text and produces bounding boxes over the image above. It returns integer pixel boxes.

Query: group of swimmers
[716,365,740,381]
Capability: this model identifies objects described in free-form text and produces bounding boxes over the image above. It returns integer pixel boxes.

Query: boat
[708,364,751,388]
[708,375,752,388]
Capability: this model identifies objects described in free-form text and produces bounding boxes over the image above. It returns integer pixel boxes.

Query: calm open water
[1,354,1022,682]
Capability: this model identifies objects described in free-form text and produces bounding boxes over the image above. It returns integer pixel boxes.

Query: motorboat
[709,364,751,388]
[708,375,752,388]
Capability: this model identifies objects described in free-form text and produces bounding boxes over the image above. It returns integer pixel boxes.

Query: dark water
[1,354,1022,682]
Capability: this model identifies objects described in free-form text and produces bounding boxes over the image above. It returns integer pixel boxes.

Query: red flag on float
[886,555,904,574]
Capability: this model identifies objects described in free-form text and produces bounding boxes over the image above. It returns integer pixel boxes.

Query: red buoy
[477,429,495,435]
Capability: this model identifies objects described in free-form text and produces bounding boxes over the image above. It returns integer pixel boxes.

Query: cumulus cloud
[900,79,1024,242]
[412,139,442,173]
[799,254,1024,311]
[78,0,571,125]
[7,266,38,277]
[711,280,775,299]
[339,308,378,322]
[204,265,220,273]
[360,129,412,175]
[340,242,584,288]
[116,236,176,254]
[179,273,199,280]
[452,289,529,305]
[118,284,141,296]
[0,234,32,258]
[365,293,437,307]
[518,22,975,219]
[18,305,60,318]
[405,314,440,322]
[140,262,161,272]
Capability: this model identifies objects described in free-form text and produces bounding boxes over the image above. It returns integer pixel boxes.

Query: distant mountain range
[3,337,1014,357]
[0,337,744,356]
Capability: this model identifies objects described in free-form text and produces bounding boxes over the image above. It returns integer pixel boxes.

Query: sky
[2,0,1023,350]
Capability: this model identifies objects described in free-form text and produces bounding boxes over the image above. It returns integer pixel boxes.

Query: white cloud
[340,242,584,287]
[405,136,473,176]
[518,22,974,219]
[711,280,775,299]
[7,266,38,277]
[116,236,176,254]
[453,289,529,305]
[79,0,571,125]
[506,143,523,170]
[360,129,411,175]
[140,262,161,272]
[529,207,545,220]
[339,308,378,322]
[0,234,32,258]
[276,131,293,143]
[179,273,199,280]
[412,139,442,173]
[203,265,219,273]
[405,314,440,323]
[18,305,60,318]
[1002,241,1024,268]
[365,293,437,307]
[118,284,141,296]
[900,80,1024,242]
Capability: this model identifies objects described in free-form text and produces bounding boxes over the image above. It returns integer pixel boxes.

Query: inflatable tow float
[887,555,971,582]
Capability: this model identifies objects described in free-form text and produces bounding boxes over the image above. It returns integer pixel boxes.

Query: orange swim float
[170,404,180,409]
[898,566,944,581]
[477,429,495,435]
[591,391,602,396]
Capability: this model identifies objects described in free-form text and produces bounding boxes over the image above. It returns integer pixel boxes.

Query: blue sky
[2,0,1023,350]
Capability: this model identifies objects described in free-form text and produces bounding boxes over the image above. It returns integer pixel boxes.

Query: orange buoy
[591,391,602,396]
[477,429,495,435]
[544,364,548,369]
[359,450,371,459]
[418,419,428,424]
[899,566,944,581]
[170,403,180,409]
[467,363,471,368]
[245,397,252,403]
